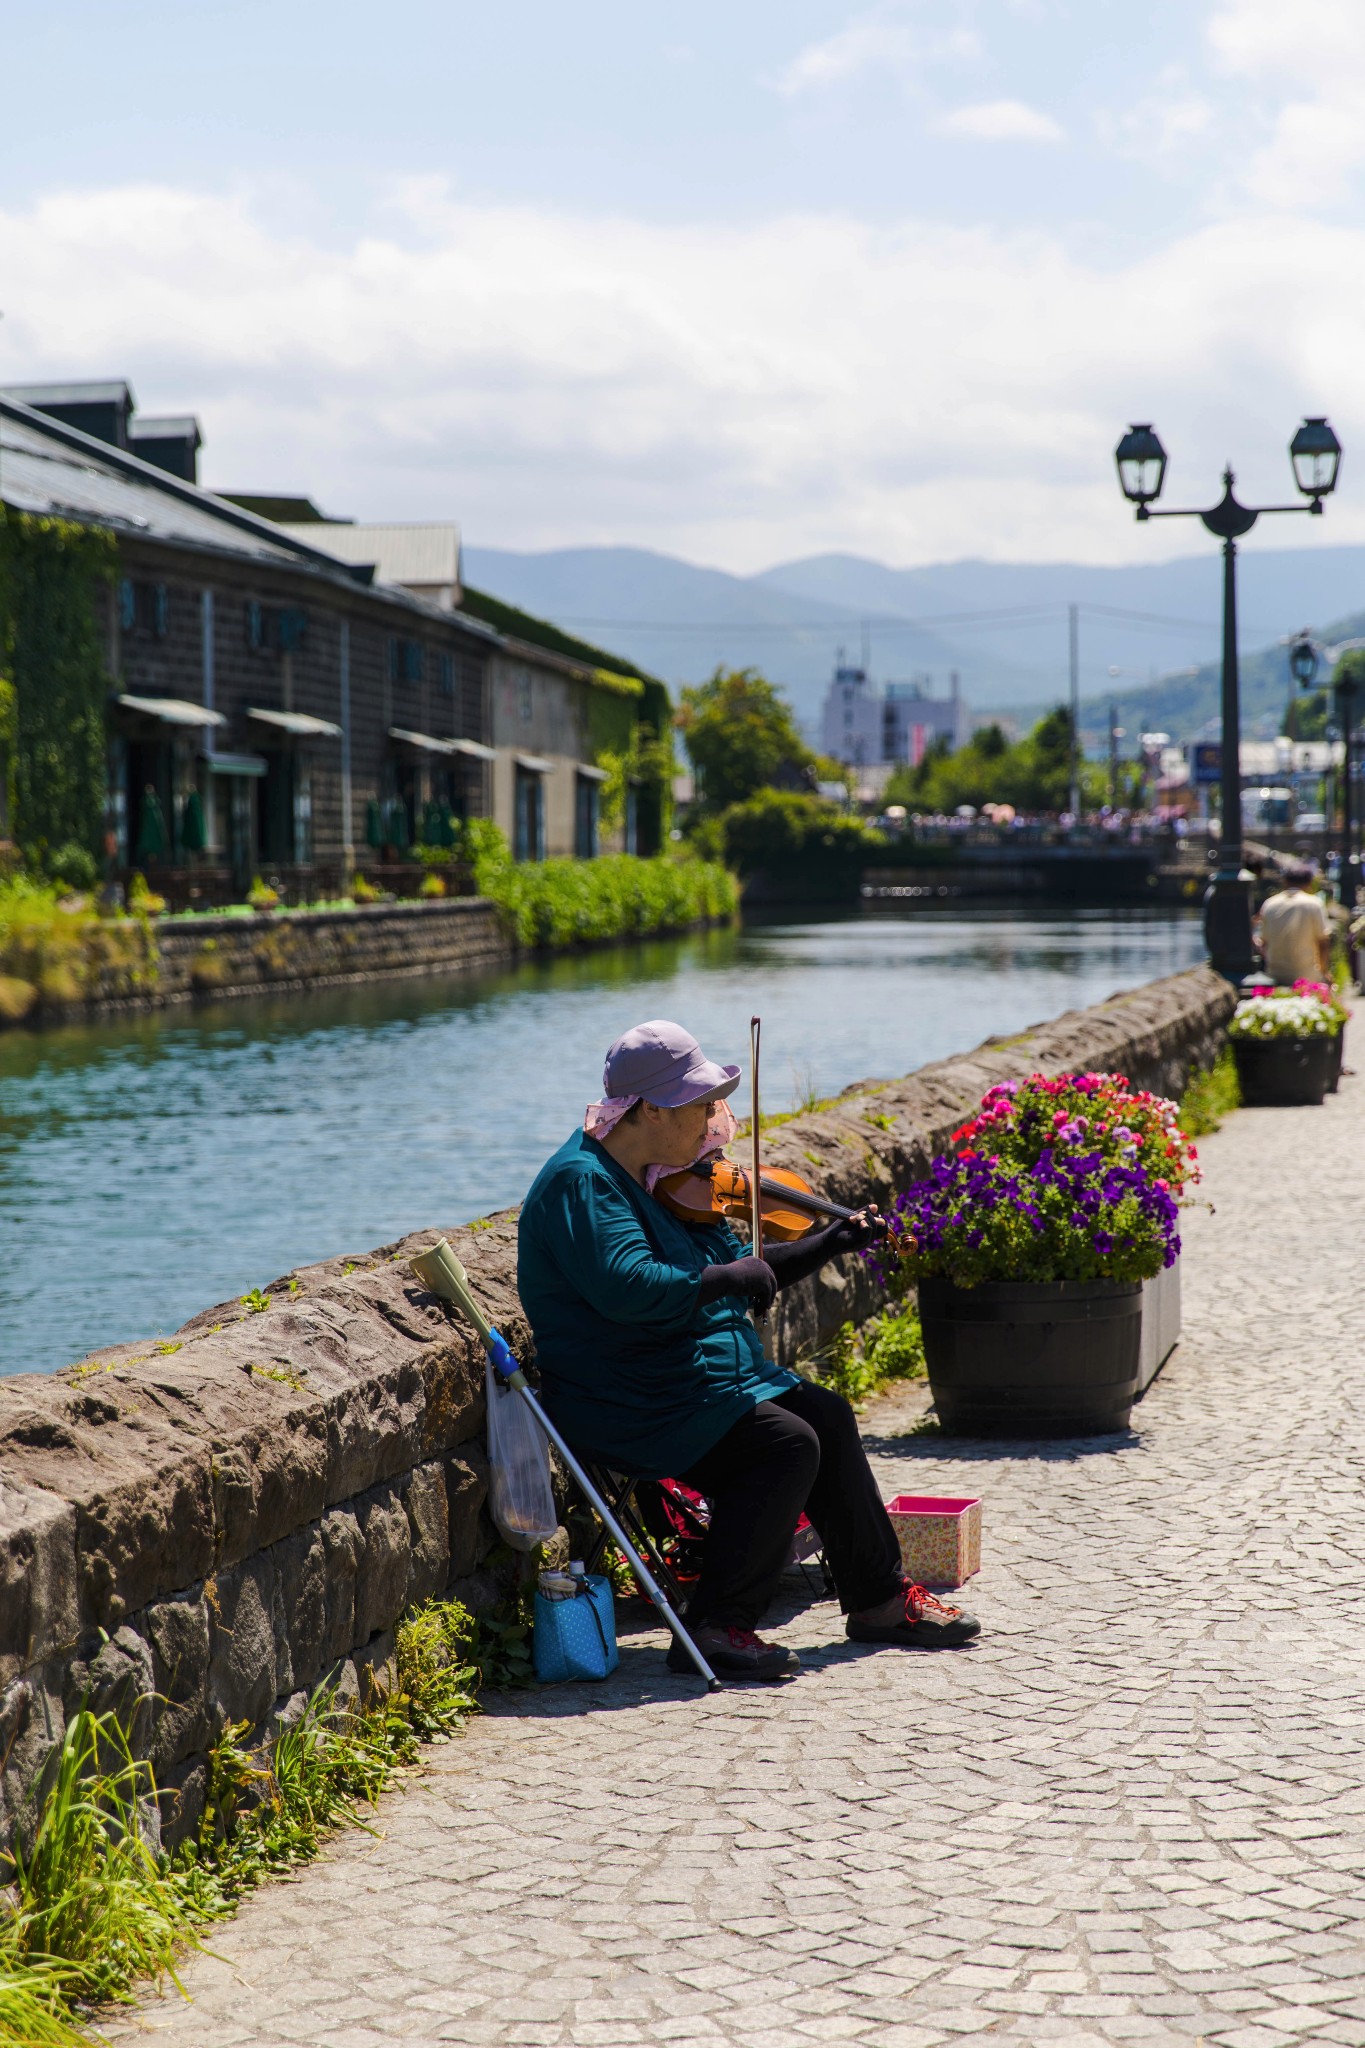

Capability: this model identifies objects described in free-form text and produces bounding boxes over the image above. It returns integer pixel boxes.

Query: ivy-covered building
[0,384,671,898]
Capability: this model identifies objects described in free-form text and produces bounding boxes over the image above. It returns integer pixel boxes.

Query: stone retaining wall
[151,897,510,1008]
[0,963,1234,1857]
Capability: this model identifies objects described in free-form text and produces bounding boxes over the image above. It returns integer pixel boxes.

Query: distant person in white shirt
[1256,864,1331,985]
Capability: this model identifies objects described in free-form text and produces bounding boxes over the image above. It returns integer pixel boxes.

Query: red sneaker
[667,1624,800,1680]
[846,1582,980,1649]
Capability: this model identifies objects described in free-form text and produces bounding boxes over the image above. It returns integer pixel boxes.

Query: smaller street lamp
[1288,627,1365,904]
[1114,416,1343,978]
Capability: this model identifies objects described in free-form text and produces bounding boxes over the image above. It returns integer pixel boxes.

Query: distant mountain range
[463,541,1365,745]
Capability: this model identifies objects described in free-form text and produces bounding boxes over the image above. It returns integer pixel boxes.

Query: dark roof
[0,395,499,644]
[221,493,337,523]
[459,583,664,690]
[129,415,202,447]
[2,379,135,410]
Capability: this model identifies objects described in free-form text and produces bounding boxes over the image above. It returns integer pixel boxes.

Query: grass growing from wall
[809,1302,928,1407]
[1178,1047,1241,1137]
[0,1598,480,2040]
[461,820,737,949]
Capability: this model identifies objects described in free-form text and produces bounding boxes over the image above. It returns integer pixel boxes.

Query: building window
[575,774,599,859]
[120,579,168,638]
[246,601,267,653]
[278,607,308,653]
[437,651,454,696]
[514,767,545,862]
[389,636,423,683]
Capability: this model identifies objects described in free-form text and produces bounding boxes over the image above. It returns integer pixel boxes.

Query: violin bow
[749,1014,763,1271]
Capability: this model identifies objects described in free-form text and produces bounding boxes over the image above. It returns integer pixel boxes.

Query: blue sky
[2,0,1364,568]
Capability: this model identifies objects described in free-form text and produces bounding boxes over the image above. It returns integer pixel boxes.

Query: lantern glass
[1290,417,1342,499]
[1114,423,1167,506]
[1289,635,1319,689]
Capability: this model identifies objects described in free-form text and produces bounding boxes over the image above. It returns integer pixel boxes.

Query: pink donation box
[884,1495,982,1590]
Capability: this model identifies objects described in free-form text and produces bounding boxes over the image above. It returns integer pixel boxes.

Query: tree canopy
[676,667,813,816]
[885,706,1106,814]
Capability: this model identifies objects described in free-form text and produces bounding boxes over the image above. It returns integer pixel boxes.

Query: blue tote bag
[533,1574,619,1683]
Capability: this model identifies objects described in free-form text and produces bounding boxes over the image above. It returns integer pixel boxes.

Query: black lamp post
[1289,628,1365,905]
[1115,417,1343,980]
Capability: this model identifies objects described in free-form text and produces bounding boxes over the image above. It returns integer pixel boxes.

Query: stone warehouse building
[0,383,668,896]
[268,512,672,862]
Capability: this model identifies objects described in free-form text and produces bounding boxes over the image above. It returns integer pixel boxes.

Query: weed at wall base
[806,1302,927,1407]
[0,1597,482,2041]
[1178,1046,1241,1137]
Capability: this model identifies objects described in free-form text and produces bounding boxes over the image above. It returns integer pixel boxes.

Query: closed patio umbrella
[181,789,206,854]
[136,787,167,862]
[365,798,384,849]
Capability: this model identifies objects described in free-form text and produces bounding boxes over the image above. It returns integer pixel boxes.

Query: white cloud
[772,6,978,97]
[0,180,1361,569]
[1099,65,1214,166]
[933,99,1063,143]
[1207,0,1365,208]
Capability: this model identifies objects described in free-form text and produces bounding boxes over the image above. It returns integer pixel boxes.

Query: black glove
[823,1208,888,1255]
[765,1209,888,1291]
[697,1256,778,1315]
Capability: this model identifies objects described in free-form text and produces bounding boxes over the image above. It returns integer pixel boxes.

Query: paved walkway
[114,1073,1365,2048]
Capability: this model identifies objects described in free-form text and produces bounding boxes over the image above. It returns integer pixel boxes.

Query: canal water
[0,906,1203,1377]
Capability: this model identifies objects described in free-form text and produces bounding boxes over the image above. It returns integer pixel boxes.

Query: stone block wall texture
[0,963,1233,1856]
[154,896,510,1007]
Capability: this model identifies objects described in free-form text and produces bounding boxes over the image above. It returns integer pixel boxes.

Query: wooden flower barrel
[918,1276,1143,1438]
[1232,1033,1333,1107]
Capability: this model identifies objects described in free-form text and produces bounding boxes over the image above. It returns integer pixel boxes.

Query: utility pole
[1068,602,1080,820]
[1109,702,1120,809]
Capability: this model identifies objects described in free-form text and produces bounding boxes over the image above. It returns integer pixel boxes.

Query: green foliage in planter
[0,510,116,871]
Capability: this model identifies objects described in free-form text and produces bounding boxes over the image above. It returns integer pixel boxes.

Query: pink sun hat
[602,1019,741,1108]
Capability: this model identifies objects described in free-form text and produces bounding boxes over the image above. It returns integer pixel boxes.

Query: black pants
[677,1380,904,1631]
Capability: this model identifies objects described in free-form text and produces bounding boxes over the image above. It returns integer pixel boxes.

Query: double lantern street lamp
[1114,418,1343,981]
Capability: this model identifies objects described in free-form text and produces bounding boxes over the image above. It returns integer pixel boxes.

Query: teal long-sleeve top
[516,1129,799,1479]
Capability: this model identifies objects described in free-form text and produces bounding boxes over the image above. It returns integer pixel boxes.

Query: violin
[654,1156,858,1243]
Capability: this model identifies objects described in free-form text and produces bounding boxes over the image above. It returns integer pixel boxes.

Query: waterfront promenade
[113,1074,1365,2048]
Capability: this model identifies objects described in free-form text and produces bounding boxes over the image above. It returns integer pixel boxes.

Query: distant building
[277,520,464,613]
[1,378,670,892]
[820,663,969,767]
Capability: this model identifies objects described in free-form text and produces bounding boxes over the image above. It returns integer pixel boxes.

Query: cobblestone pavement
[113,1074,1365,2048]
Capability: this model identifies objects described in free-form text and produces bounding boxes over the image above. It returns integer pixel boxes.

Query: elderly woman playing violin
[518,1019,979,1681]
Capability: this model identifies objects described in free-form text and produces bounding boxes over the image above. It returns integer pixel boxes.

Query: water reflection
[0,907,1203,1375]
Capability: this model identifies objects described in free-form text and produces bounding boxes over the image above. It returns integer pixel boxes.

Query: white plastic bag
[485,1358,559,1551]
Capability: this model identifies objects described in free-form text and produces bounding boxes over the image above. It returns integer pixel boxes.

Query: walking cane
[410,1240,722,1693]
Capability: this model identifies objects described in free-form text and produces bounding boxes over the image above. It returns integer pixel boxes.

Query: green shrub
[457,821,737,949]
[705,789,879,880]
[0,875,155,1021]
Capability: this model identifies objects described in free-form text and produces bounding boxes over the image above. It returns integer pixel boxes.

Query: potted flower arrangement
[1227,987,1341,1106]
[1287,980,1349,1092]
[951,1072,1199,1395]
[867,1089,1181,1437]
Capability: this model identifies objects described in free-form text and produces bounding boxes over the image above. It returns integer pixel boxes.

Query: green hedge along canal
[0,906,1203,1376]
